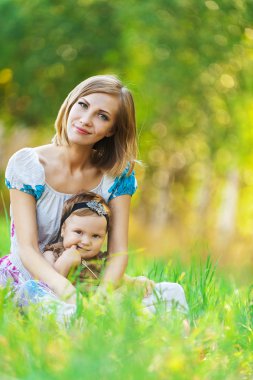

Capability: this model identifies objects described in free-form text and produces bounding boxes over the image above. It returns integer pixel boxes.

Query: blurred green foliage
[0,0,122,123]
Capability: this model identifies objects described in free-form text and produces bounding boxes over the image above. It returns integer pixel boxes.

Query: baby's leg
[142,282,188,314]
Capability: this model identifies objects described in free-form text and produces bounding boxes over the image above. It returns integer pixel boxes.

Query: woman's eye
[78,101,88,109]
[98,113,109,121]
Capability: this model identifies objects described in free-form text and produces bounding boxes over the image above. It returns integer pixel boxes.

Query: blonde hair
[53,75,137,177]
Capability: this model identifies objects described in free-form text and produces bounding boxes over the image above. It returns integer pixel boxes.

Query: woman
[1,75,139,316]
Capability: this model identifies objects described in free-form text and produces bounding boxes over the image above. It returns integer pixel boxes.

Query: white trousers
[15,280,188,324]
[142,282,188,314]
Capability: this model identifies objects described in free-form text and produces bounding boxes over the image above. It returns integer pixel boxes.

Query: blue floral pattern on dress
[21,184,45,200]
[5,179,11,189]
[23,280,49,299]
[5,179,44,201]
[108,168,137,201]
[17,280,56,306]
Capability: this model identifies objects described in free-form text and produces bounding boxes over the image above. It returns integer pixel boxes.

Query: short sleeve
[108,167,137,201]
[5,148,45,201]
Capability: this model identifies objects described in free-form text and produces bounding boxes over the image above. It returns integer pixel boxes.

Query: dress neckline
[44,180,103,197]
[31,147,105,196]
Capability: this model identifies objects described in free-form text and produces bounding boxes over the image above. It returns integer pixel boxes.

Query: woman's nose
[80,112,92,126]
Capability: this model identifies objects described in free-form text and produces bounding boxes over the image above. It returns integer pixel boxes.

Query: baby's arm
[52,246,81,278]
[43,251,57,266]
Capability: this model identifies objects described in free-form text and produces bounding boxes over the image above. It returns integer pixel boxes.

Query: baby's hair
[61,191,111,232]
[53,74,137,177]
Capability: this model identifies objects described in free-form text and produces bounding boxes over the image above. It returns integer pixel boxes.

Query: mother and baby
[0,75,188,322]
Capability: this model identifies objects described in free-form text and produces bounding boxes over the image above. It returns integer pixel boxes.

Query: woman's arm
[10,189,77,303]
[100,194,131,287]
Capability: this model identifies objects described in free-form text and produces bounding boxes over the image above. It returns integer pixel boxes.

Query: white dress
[4,147,137,281]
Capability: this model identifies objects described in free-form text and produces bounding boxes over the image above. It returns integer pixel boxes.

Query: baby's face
[61,214,107,259]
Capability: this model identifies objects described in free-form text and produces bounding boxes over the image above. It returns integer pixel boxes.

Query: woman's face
[66,92,119,146]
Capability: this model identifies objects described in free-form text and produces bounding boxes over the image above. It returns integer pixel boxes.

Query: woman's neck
[36,143,102,194]
[60,144,94,173]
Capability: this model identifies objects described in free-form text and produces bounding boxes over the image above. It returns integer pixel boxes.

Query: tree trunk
[152,167,172,229]
[216,168,239,248]
[194,163,213,236]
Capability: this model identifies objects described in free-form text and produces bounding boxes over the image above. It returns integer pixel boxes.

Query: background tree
[1,0,253,255]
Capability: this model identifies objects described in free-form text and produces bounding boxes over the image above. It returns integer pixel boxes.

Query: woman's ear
[105,129,114,138]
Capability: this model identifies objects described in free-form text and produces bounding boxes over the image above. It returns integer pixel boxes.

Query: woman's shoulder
[8,144,53,163]
[34,144,57,164]
[7,146,36,160]
[5,147,46,200]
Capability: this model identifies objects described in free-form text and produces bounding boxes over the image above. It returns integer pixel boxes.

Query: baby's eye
[92,234,101,239]
[78,101,88,109]
[74,230,82,235]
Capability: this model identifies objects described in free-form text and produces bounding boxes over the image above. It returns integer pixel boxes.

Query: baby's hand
[62,245,81,267]
[133,276,155,297]
[54,245,81,277]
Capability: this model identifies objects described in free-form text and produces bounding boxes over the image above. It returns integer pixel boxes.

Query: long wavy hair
[53,75,137,177]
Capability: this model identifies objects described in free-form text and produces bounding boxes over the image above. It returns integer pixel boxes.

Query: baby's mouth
[77,245,91,252]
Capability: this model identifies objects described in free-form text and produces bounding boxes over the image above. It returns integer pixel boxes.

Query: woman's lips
[74,125,91,135]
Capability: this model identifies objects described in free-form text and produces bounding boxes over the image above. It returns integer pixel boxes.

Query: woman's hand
[51,276,77,304]
[132,276,156,297]
[123,274,155,297]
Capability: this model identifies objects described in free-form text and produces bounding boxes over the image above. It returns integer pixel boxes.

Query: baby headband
[61,200,109,228]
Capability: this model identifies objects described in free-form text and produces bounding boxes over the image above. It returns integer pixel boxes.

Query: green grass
[0,223,252,379]
[0,214,10,255]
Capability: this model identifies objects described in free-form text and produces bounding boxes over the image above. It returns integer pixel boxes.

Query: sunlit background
[1,0,253,281]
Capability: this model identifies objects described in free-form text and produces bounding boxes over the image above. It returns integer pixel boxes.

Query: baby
[43,191,189,315]
[43,192,110,294]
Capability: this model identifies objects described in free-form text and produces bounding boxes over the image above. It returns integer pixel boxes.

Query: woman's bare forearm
[100,253,128,287]
[19,246,77,303]
[101,195,131,287]
[9,190,77,303]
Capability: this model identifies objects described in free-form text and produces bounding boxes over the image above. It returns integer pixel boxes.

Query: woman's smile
[73,124,92,135]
